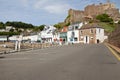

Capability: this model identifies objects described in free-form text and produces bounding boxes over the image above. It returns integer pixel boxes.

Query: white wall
[67,30,79,43]
[27,35,38,42]
[0,37,7,41]
[9,36,18,41]
[52,33,60,42]
[67,22,85,43]
[96,28,105,43]
[40,25,57,43]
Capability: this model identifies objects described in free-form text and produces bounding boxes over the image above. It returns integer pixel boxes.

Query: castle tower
[107,0,110,3]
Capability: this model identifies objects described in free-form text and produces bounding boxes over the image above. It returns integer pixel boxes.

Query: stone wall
[65,1,120,24]
[109,24,120,48]
[65,9,84,24]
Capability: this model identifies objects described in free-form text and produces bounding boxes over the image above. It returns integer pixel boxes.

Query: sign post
[15,35,23,51]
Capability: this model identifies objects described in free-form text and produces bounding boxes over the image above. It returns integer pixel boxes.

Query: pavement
[106,43,120,61]
[0,44,120,80]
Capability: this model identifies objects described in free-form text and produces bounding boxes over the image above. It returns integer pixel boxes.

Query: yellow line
[105,44,120,61]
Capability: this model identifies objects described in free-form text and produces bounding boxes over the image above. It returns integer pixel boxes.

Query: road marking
[106,44,120,61]
[0,58,47,61]
[0,58,30,61]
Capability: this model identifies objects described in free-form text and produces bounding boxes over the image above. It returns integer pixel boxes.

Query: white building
[23,35,38,42]
[39,25,59,43]
[6,26,15,32]
[79,23,107,44]
[0,36,7,42]
[9,34,39,43]
[67,22,85,44]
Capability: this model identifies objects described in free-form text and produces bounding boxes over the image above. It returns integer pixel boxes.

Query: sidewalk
[106,43,120,55]
[105,43,120,61]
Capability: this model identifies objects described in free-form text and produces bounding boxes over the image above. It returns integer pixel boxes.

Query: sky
[0,0,120,26]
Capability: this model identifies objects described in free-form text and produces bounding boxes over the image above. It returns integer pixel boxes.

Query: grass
[98,22,116,32]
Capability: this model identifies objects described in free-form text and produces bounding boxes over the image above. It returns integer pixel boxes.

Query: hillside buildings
[79,23,107,44]
[38,25,59,43]
[59,26,68,45]
[1,1,113,44]
[67,22,85,44]
[8,22,107,44]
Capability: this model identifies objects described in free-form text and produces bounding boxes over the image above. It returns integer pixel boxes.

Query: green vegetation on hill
[54,24,62,29]
[0,22,5,29]
[6,21,34,29]
[96,14,116,32]
[0,32,20,36]
[0,21,47,36]
[54,22,66,29]
[33,25,45,32]
[96,13,113,23]
[118,20,120,24]
[98,22,116,32]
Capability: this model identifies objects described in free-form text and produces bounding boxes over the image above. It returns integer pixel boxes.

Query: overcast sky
[0,0,120,26]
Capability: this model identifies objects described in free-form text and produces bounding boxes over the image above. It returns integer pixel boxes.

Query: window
[74,37,78,41]
[72,26,74,30]
[90,29,93,34]
[91,37,93,39]
[99,29,101,33]
[71,31,75,38]
[75,26,78,29]
[80,30,83,34]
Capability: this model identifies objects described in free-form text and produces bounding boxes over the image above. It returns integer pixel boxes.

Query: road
[0,44,120,80]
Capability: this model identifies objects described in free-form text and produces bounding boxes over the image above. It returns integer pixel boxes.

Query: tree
[54,24,62,29]
[0,22,5,29]
[5,21,34,29]
[118,20,120,24]
[96,14,113,23]
[38,25,45,31]
[65,22,70,26]
[10,28,14,32]
[5,21,12,26]
[34,25,45,32]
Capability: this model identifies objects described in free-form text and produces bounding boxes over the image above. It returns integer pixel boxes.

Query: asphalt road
[0,44,120,80]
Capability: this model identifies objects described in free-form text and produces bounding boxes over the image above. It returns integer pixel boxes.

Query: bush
[118,20,120,24]
[96,14,113,23]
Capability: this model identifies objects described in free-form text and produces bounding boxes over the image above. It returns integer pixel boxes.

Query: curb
[105,43,120,61]
[0,44,60,55]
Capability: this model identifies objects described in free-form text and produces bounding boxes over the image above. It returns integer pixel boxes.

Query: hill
[64,1,120,24]
[108,24,120,48]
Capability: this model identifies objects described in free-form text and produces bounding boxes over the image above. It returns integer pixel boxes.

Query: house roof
[80,23,103,30]
[60,26,68,33]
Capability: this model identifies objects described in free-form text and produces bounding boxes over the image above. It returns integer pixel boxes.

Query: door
[84,36,89,44]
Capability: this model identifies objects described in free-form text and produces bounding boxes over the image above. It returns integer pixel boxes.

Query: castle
[65,0,120,24]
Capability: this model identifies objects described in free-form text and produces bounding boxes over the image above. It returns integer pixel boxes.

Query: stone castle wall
[65,1,120,24]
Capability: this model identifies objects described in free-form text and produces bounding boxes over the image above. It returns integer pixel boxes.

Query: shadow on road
[0,56,5,59]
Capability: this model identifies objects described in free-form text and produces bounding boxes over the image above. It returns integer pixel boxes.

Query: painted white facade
[79,28,107,44]
[39,25,59,43]
[9,25,59,43]
[26,35,38,42]
[9,35,22,41]
[9,35,19,41]
[67,30,80,43]
[0,36,7,41]
[67,22,84,43]
[95,28,105,43]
